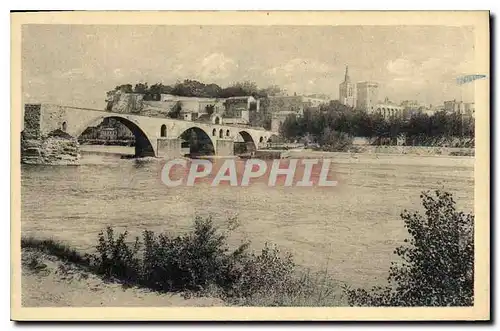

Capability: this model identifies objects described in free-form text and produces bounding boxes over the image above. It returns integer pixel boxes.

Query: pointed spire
[344,65,351,83]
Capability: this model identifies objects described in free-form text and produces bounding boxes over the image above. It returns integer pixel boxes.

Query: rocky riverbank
[21,131,80,165]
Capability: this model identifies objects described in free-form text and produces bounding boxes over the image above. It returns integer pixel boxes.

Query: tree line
[280,101,475,146]
[109,80,283,100]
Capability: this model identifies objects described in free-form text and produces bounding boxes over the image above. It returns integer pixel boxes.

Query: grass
[21,237,91,267]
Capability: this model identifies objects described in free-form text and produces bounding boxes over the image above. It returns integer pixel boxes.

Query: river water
[21,146,474,288]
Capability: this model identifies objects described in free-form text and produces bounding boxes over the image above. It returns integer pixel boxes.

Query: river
[21,146,474,288]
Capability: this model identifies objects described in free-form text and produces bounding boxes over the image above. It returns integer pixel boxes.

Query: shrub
[318,128,353,152]
[85,216,301,301]
[346,190,474,306]
[90,227,141,283]
[226,243,295,298]
[138,216,248,292]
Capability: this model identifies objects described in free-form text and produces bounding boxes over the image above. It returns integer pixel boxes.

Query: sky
[22,25,476,109]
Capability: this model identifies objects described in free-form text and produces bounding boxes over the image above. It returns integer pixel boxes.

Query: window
[219,129,223,138]
[226,130,230,137]
[62,121,67,131]
[160,124,167,137]
[212,128,216,136]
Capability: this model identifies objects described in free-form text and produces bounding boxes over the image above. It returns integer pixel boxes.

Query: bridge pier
[215,139,234,157]
[156,138,181,159]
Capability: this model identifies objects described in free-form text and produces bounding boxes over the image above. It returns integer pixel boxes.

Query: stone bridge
[21,104,279,162]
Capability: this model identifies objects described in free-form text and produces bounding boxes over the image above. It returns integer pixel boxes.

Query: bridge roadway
[23,103,279,157]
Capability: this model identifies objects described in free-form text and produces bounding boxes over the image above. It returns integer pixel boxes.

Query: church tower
[339,65,356,108]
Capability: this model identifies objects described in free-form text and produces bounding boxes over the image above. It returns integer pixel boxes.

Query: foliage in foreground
[345,190,474,306]
[22,190,473,307]
[22,216,341,306]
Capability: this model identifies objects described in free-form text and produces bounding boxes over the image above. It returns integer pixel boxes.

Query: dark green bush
[346,190,474,306]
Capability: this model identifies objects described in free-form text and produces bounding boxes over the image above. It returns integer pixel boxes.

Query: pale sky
[22,25,476,109]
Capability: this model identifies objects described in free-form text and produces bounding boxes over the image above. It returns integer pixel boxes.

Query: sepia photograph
[10,11,490,321]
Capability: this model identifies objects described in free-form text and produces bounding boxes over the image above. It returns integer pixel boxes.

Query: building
[339,66,356,108]
[420,106,439,117]
[159,94,225,115]
[444,100,475,117]
[302,96,329,109]
[266,96,306,116]
[400,100,420,109]
[356,81,379,112]
[116,123,134,140]
[98,127,118,140]
[224,96,260,125]
[79,126,99,140]
[271,111,296,132]
[181,110,196,121]
[399,100,423,119]
[374,103,405,119]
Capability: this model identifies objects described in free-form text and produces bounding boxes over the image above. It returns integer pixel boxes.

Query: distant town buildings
[337,65,474,120]
[79,117,135,142]
[374,97,405,119]
[106,88,333,134]
[444,99,475,117]
[101,65,475,138]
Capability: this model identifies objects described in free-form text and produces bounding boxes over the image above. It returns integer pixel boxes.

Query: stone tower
[339,65,356,108]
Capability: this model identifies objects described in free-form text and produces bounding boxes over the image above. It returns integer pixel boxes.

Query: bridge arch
[237,130,257,153]
[178,126,215,156]
[75,115,156,157]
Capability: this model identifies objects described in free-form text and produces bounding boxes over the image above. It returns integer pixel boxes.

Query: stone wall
[38,104,69,136]
[157,138,181,159]
[215,139,234,157]
[348,145,474,156]
[23,104,42,139]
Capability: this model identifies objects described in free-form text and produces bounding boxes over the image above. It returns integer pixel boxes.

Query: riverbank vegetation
[280,101,475,151]
[22,190,473,306]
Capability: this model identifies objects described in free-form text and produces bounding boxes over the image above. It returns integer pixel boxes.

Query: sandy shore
[281,149,474,167]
